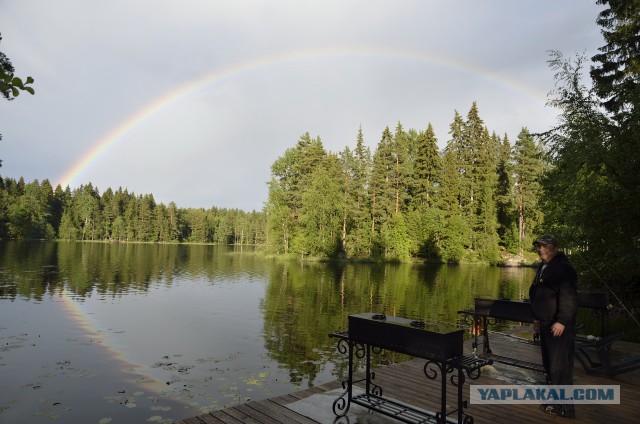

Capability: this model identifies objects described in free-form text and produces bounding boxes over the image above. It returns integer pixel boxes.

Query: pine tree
[406,123,443,260]
[339,126,373,257]
[167,201,181,242]
[544,4,640,286]
[512,128,546,254]
[495,133,516,249]
[73,184,101,240]
[439,111,465,217]
[411,123,441,209]
[438,111,469,260]
[370,126,395,236]
[392,122,411,215]
[590,0,640,121]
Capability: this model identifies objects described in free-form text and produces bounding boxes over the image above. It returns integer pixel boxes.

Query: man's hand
[551,322,566,337]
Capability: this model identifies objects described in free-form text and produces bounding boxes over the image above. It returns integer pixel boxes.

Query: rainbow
[55,45,549,189]
[56,289,135,362]
[54,289,192,406]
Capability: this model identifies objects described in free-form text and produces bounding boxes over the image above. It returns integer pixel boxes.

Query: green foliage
[261,102,548,264]
[13,2,639,277]
[2,95,551,265]
[410,123,441,209]
[405,207,444,261]
[0,176,264,245]
[512,128,546,252]
[298,155,344,257]
[543,40,639,291]
[590,0,640,121]
[496,133,517,250]
[440,215,471,263]
[0,72,35,98]
[370,126,397,233]
[0,33,35,100]
[380,213,411,262]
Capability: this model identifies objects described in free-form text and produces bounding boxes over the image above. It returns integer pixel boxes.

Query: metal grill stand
[329,328,490,424]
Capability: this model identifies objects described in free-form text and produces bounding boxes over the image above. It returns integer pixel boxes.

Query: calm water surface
[0,241,535,424]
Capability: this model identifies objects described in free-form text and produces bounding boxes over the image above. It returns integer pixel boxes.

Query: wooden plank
[180,416,207,424]
[246,399,319,424]
[205,409,245,424]
[173,331,640,424]
[190,414,227,424]
[221,405,269,424]
[233,403,282,424]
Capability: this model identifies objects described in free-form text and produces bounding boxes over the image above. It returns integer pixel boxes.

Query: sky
[0,0,605,212]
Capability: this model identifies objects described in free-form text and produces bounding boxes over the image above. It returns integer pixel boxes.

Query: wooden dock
[174,330,640,424]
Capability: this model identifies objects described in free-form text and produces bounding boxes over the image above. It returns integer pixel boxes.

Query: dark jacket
[529,252,578,327]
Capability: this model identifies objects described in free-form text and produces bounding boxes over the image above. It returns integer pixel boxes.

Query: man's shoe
[539,404,575,419]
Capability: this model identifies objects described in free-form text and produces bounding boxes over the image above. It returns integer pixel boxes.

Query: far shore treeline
[1,101,544,264]
[1,1,639,298]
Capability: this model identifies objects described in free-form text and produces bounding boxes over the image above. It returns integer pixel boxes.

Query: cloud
[0,0,605,211]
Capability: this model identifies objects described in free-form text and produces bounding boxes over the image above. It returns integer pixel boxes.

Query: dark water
[0,241,535,424]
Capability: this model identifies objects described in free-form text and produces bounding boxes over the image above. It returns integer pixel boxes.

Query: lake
[0,241,535,424]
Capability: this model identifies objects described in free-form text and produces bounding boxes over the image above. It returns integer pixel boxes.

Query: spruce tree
[590,0,640,121]
[392,122,411,215]
[411,123,441,209]
[495,133,516,250]
[439,111,465,217]
[439,111,470,261]
[544,1,640,287]
[512,128,545,254]
[370,126,396,236]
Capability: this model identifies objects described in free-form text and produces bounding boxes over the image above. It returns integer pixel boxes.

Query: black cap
[533,234,558,247]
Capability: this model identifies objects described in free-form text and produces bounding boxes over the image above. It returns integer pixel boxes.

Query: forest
[264,107,542,264]
[1,0,638,294]
[0,103,544,264]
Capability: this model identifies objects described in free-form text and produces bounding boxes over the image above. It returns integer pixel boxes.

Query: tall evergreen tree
[440,111,465,217]
[137,194,157,242]
[465,105,500,263]
[369,126,396,237]
[73,184,101,240]
[512,128,546,253]
[439,111,470,260]
[495,133,516,249]
[406,123,443,260]
[410,123,441,209]
[392,122,411,215]
[590,0,640,121]
[166,201,181,242]
[544,3,640,289]
[339,126,372,257]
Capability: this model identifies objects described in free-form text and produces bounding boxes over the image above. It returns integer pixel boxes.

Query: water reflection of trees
[0,241,536,386]
[0,241,266,300]
[260,260,535,385]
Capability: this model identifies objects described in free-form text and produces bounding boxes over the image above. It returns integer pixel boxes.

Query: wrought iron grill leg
[331,336,352,417]
[365,344,371,394]
[457,367,465,424]
[440,362,447,424]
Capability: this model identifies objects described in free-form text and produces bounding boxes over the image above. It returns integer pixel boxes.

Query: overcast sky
[1,1,605,212]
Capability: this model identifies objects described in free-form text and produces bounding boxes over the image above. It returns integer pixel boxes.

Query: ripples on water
[0,241,535,423]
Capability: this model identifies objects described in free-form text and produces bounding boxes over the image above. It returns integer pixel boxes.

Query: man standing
[529,234,578,419]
